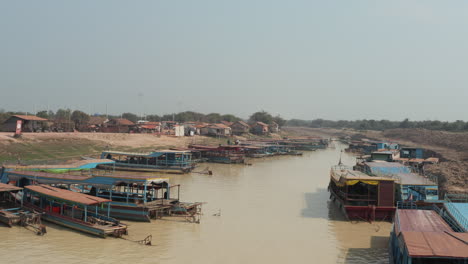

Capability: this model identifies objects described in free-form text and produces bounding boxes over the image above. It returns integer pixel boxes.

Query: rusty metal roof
[401,231,468,258]
[0,183,22,192]
[395,209,468,258]
[396,209,453,233]
[25,184,111,205]
[11,115,48,121]
[110,118,134,126]
[234,121,250,127]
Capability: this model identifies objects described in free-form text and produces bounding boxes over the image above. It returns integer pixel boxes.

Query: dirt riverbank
[283,127,468,194]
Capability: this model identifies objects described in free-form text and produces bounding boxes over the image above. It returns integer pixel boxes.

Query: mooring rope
[120,234,155,246]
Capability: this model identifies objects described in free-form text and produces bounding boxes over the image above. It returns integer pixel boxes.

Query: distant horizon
[1,107,466,123]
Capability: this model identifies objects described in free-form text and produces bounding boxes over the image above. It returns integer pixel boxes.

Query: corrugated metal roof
[396,209,453,233]
[25,184,110,205]
[401,231,468,258]
[255,122,269,126]
[0,183,22,192]
[11,115,48,121]
[110,118,134,126]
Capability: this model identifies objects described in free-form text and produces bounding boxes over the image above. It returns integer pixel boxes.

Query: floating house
[99,150,195,174]
[329,165,396,221]
[389,209,468,264]
[189,145,245,164]
[2,170,202,222]
[357,161,439,202]
[400,147,425,159]
[370,150,400,162]
[22,184,128,237]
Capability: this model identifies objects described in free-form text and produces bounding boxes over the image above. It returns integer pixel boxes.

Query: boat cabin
[22,184,127,237]
[329,165,396,221]
[100,150,194,173]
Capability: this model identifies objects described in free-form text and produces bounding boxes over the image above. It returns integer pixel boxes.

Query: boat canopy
[25,184,111,206]
[0,183,22,192]
[102,150,191,158]
[6,170,169,188]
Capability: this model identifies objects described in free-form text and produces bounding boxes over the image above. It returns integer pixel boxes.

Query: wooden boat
[0,183,44,233]
[99,150,195,174]
[22,184,128,237]
[189,145,245,164]
[328,165,396,221]
[3,170,202,222]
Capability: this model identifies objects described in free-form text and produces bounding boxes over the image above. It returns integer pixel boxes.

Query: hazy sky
[1,1,468,120]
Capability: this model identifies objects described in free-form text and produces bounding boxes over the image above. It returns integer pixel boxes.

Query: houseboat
[0,183,43,232]
[389,209,468,264]
[189,145,245,164]
[356,161,439,202]
[99,150,195,174]
[22,184,128,237]
[329,165,396,221]
[2,170,202,222]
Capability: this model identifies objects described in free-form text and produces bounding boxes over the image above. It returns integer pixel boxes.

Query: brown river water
[0,143,391,264]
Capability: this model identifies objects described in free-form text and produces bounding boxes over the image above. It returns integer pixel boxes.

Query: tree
[36,110,50,119]
[249,111,274,124]
[122,112,138,123]
[272,115,286,127]
[71,110,90,130]
[221,114,241,122]
[204,113,222,123]
[55,109,72,121]
[146,114,161,122]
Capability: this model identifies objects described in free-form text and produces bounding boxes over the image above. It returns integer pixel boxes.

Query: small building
[201,124,231,137]
[86,116,108,132]
[230,121,250,135]
[101,118,135,133]
[1,115,48,132]
[174,125,184,137]
[371,150,400,162]
[269,121,279,133]
[251,122,269,135]
[136,121,161,133]
[400,148,425,159]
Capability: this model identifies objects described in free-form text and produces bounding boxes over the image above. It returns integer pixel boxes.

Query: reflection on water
[0,143,391,264]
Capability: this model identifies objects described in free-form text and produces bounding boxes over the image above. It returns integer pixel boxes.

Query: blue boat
[22,184,128,238]
[2,170,202,222]
[99,150,195,174]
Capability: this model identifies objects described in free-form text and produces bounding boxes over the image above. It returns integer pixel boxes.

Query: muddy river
[0,143,391,263]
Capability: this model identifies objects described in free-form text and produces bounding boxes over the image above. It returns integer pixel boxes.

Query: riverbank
[283,127,468,194]
[0,132,224,163]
